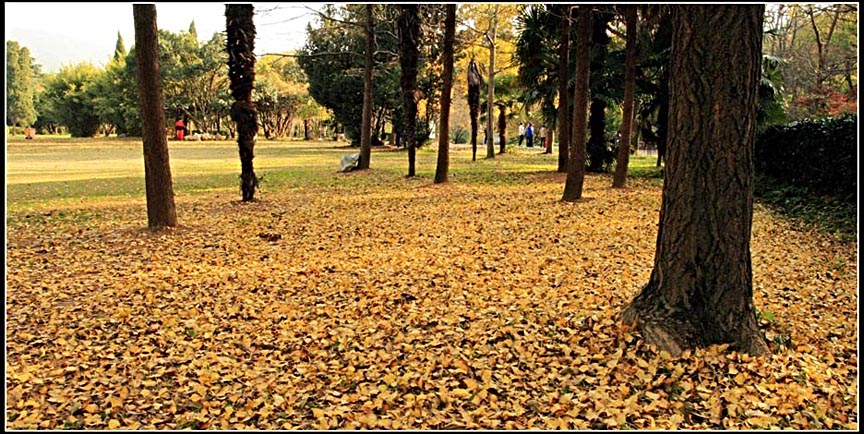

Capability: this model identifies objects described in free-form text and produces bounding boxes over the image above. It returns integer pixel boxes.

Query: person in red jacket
[174,118,185,141]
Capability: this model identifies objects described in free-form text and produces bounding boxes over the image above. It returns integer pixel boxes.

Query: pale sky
[5,2,326,72]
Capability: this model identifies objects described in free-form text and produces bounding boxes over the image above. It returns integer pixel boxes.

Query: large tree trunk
[434,4,456,184]
[556,5,571,172]
[621,5,769,357]
[226,4,259,201]
[133,4,177,228]
[468,59,482,162]
[358,4,374,169]
[612,6,638,188]
[655,11,672,168]
[562,6,592,202]
[398,4,420,177]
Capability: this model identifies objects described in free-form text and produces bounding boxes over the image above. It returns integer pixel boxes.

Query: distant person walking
[518,122,525,147]
[539,125,547,149]
[174,118,185,141]
[525,122,534,148]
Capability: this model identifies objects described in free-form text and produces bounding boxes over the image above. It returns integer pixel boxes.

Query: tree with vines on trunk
[226,4,259,202]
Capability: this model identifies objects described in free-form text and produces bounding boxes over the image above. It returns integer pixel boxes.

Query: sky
[5,2,326,72]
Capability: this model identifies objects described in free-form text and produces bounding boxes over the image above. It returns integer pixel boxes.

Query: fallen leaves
[5,167,858,430]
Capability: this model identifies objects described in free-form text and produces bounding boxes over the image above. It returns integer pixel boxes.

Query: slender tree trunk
[497,104,506,154]
[557,5,571,172]
[486,5,499,159]
[586,13,611,173]
[586,97,607,172]
[468,59,482,162]
[435,4,456,184]
[358,4,374,169]
[613,6,638,188]
[398,4,420,177]
[133,4,177,228]
[562,6,592,202]
[226,4,259,201]
[303,119,310,140]
[621,5,769,357]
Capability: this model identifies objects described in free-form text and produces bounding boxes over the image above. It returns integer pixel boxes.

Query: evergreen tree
[114,31,126,61]
[6,41,38,133]
[188,20,198,41]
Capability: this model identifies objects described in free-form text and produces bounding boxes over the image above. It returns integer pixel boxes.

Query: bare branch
[302,4,360,28]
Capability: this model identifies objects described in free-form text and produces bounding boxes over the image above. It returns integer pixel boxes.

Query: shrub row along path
[5,145,858,429]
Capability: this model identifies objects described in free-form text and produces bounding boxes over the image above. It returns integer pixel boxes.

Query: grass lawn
[5,136,857,430]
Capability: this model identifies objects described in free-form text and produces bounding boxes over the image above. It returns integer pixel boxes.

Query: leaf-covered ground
[5,146,858,429]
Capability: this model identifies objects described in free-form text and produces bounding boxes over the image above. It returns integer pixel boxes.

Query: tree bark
[586,97,607,172]
[585,12,612,173]
[226,4,259,201]
[434,4,456,184]
[655,11,672,168]
[497,104,506,154]
[398,4,420,177]
[485,5,499,160]
[612,6,637,188]
[556,5,571,172]
[358,4,374,170]
[621,5,770,357]
[562,6,592,202]
[133,4,177,228]
[468,59,482,162]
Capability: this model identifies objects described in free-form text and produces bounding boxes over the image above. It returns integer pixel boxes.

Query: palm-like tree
[226,4,258,201]
[515,5,561,147]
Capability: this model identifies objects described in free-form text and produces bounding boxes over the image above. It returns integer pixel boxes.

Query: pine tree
[114,31,126,61]
[188,20,198,42]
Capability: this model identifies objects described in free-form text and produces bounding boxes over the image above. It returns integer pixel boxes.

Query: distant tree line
[6,25,327,139]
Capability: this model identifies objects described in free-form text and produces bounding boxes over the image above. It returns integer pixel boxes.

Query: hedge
[754,114,857,202]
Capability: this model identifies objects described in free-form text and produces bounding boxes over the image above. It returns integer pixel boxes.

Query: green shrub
[755,114,856,202]
[451,126,468,144]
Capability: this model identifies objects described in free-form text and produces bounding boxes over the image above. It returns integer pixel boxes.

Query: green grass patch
[754,173,857,243]
[5,138,570,210]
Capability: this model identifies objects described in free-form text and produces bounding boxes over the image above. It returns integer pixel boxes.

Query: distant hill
[6,27,116,73]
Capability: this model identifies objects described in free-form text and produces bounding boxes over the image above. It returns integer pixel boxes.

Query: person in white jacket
[518,122,525,147]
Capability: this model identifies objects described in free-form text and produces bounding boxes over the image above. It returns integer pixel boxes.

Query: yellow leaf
[454,358,471,374]
[451,388,471,399]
